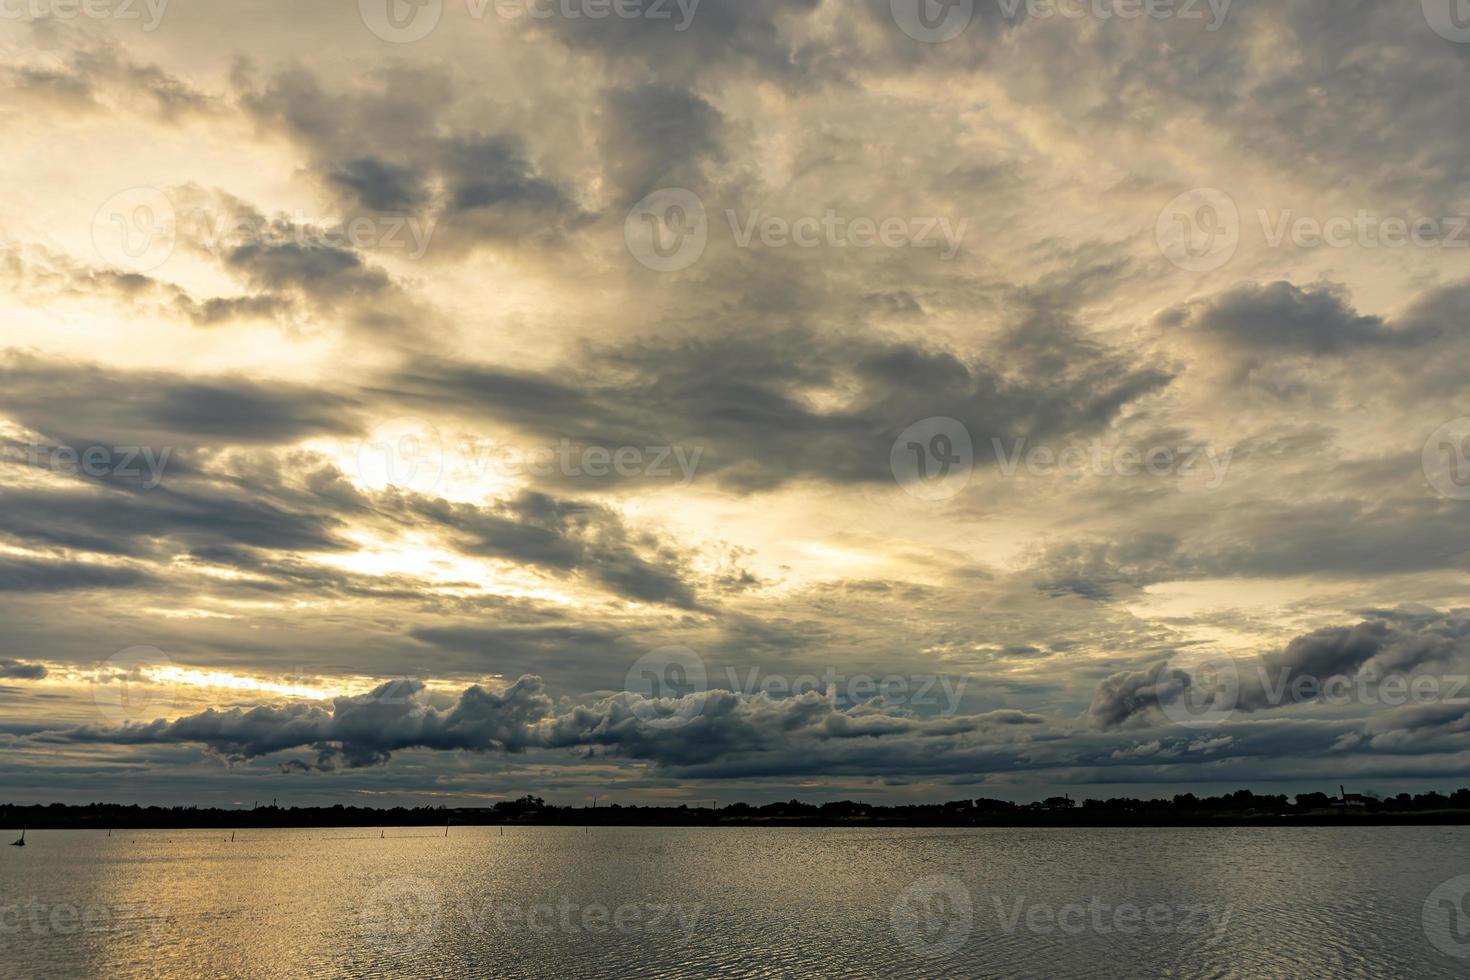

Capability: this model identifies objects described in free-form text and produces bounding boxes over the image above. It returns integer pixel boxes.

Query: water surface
[2,826,1467,977]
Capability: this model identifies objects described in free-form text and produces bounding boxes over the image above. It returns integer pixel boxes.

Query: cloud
[236,65,588,247]
[54,674,1048,775]
[0,352,361,448]
[0,556,154,593]
[1158,281,1436,355]
[386,318,1171,493]
[396,490,703,608]
[1090,610,1470,729]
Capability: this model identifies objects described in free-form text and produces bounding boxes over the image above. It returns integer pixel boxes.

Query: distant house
[1330,785,1371,808]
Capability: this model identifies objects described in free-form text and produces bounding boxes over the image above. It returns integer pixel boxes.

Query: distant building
[1330,785,1371,808]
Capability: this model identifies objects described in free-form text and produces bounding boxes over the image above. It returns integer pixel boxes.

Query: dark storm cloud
[327,157,429,212]
[1158,281,1438,354]
[1088,662,1168,730]
[440,135,571,214]
[223,239,390,299]
[56,676,562,768]
[0,482,355,560]
[0,352,361,447]
[0,660,47,680]
[385,319,1172,493]
[1089,611,1470,729]
[52,675,1048,773]
[1030,483,1470,596]
[1031,535,1186,601]
[598,84,724,203]
[237,65,587,242]
[51,670,1414,785]
[396,490,702,608]
[0,555,154,593]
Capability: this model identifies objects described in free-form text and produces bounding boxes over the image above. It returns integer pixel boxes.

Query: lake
[3,826,1469,977]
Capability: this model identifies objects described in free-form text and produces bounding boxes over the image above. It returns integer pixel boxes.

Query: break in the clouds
[0,1,1467,808]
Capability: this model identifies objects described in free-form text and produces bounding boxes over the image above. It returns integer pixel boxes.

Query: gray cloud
[399,490,702,608]
[387,318,1171,493]
[1159,280,1437,355]
[0,660,47,680]
[0,352,361,448]
[1090,611,1470,729]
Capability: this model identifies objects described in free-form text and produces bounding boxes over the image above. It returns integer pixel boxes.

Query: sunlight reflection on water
[2,826,1467,978]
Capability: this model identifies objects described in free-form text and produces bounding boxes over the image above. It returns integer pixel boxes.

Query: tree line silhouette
[5,788,1470,830]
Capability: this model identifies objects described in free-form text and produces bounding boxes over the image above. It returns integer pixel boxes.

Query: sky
[0,0,1468,808]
